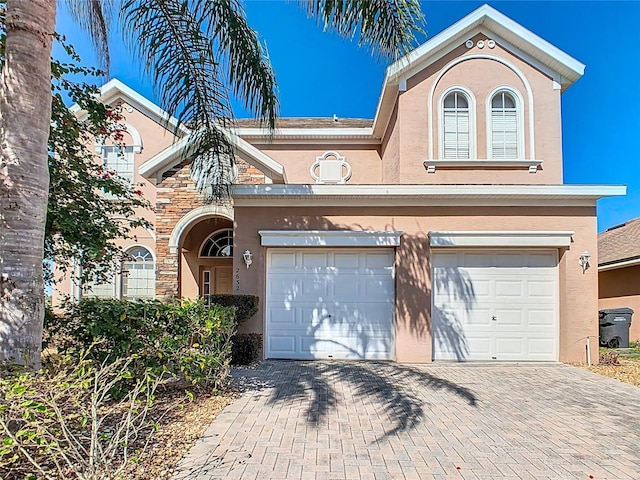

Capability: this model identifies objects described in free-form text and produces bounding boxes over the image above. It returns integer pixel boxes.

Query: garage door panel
[528,309,555,326]
[495,280,523,297]
[495,336,524,355]
[364,252,394,268]
[301,252,327,267]
[433,249,558,362]
[266,248,395,360]
[528,281,555,297]
[269,335,297,355]
[495,309,524,326]
[333,252,360,268]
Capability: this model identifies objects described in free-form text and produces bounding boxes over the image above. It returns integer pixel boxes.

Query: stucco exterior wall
[380,103,400,184]
[246,144,382,184]
[396,32,562,185]
[599,266,640,343]
[233,205,598,364]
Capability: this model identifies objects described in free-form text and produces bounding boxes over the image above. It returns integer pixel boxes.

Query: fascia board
[598,257,640,272]
[386,5,584,83]
[231,184,626,207]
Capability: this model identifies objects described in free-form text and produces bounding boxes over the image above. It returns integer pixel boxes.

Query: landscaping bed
[582,344,640,387]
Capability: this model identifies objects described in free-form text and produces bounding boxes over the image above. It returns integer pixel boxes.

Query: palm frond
[63,0,113,70]
[121,0,278,199]
[300,0,425,61]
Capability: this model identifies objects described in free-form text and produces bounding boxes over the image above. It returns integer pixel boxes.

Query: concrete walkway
[173,361,640,479]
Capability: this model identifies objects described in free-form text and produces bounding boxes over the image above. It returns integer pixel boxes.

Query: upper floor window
[200,229,233,257]
[442,91,472,159]
[102,145,135,183]
[490,91,520,159]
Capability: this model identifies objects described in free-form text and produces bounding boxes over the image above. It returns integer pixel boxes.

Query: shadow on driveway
[234,360,477,442]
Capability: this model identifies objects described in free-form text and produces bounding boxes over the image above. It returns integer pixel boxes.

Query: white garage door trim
[431,248,559,362]
[265,248,396,360]
[429,230,573,247]
[259,229,403,247]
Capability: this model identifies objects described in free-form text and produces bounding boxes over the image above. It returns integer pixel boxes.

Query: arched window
[102,145,135,183]
[442,91,471,159]
[490,90,520,159]
[200,229,233,257]
[121,246,155,299]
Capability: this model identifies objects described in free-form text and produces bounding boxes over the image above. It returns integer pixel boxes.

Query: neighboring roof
[599,218,640,268]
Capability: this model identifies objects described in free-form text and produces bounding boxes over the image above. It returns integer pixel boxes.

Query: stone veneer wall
[155,158,265,299]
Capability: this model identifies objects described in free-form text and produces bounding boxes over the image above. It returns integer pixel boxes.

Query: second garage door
[266,248,395,360]
[432,250,558,361]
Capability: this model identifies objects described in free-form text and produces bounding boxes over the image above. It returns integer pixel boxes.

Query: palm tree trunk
[0,0,56,368]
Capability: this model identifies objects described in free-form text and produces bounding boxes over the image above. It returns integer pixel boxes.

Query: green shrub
[205,294,259,326]
[46,298,236,393]
[231,333,263,365]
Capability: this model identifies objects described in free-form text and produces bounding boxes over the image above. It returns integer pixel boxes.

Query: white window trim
[427,54,535,161]
[121,245,156,300]
[429,231,574,248]
[438,86,477,160]
[259,230,403,247]
[486,86,525,160]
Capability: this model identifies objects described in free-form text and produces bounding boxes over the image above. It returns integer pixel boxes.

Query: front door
[201,266,233,296]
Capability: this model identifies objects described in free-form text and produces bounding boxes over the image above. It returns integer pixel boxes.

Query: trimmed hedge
[231,333,263,365]
[46,298,236,392]
[205,294,259,326]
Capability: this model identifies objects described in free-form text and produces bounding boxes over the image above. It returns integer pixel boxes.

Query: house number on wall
[235,268,240,291]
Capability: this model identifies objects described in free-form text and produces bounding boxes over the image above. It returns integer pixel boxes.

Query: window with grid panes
[490,91,519,159]
[442,91,471,159]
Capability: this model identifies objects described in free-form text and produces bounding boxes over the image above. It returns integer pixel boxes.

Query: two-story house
[56,5,625,364]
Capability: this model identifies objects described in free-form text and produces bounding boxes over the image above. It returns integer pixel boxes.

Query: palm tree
[0,0,425,368]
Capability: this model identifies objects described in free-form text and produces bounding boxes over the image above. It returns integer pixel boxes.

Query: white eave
[232,184,626,207]
[371,4,585,138]
[70,78,189,136]
[139,130,287,184]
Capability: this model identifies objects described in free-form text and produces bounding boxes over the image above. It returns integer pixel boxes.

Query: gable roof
[139,130,286,184]
[76,78,287,183]
[373,4,584,139]
[599,218,640,269]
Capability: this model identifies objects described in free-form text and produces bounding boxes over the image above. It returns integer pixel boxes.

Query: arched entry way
[179,216,234,298]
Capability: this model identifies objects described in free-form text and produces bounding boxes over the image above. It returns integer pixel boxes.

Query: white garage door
[432,250,558,361]
[266,248,395,360]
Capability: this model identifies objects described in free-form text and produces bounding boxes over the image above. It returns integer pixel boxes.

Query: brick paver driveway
[173,362,640,479]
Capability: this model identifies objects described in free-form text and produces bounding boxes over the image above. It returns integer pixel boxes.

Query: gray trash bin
[599,308,634,348]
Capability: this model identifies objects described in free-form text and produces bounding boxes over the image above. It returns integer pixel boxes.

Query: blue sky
[55,1,640,232]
